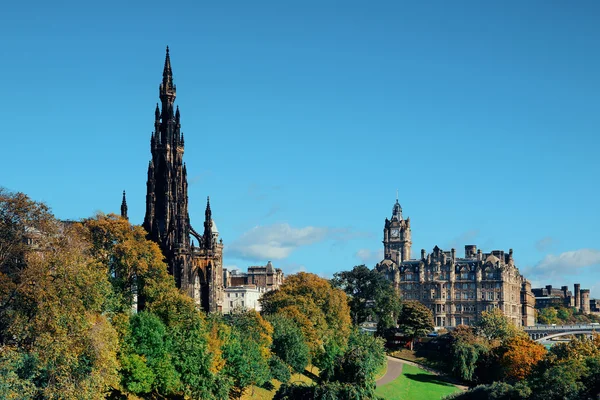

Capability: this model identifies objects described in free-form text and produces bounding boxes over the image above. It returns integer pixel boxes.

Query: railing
[525,324,600,331]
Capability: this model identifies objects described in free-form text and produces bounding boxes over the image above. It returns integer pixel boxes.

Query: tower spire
[159,46,176,104]
[121,190,128,220]
[163,46,172,81]
[203,196,213,248]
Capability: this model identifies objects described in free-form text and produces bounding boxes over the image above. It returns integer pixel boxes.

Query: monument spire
[121,190,128,220]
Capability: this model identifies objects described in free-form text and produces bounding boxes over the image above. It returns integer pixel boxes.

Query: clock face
[391,229,399,238]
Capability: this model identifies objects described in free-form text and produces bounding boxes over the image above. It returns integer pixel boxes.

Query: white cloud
[524,249,600,282]
[355,248,384,265]
[445,230,480,251]
[535,237,558,252]
[227,223,331,261]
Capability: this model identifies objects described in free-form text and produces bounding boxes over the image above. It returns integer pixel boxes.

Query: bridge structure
[524,324,600,344]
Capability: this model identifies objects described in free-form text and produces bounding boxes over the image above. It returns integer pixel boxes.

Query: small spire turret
[203,196,213,248]
[121,190,128,220]
[159,46,176,105]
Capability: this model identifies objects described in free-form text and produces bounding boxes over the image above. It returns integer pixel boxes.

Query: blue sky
[1,1,599,296]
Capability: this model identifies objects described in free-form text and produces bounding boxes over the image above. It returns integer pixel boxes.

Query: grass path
[376,363,463,400]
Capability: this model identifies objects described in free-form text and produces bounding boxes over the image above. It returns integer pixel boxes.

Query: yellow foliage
[501,335,547,380]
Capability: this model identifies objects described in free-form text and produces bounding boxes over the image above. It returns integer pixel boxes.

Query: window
[230,301,233,307]
[227,293,230,298]
[241,293,244,298]
[241,301,244,307]
[235,293,238,298]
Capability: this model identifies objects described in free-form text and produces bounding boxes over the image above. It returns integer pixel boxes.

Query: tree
[537,307,559,325]
[223,310,273,398]
[528,358,588,400]
[449,325,489,382]
[267,313,310,374]
[260,272,352,361]
[475,308,523,343]
[329,329,386,397]
[80,213,174,314]
[81,213,226,399]
[120,311,180,396]
[0,190,119,399]
[331,265,401,334]
[500,335,546,381]
[397,301,434,350]
[443,381,531,400]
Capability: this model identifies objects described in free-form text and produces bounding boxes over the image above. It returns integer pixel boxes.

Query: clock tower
[383,197,412,263]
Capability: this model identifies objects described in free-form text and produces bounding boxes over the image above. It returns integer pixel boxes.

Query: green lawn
[241,368,316,400]
[376,364,462,400]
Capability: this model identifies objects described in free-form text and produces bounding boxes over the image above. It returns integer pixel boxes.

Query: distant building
[222,286,266,314]
[532,283,591,314]
[590,298,600,314]
[375,197,536,327]
[224,261,284,291]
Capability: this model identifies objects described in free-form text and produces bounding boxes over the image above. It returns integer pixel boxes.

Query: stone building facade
[532,283,591,314]
[142,48,223,313]
[224,261,284,291]
[375,198,535,327]
[222,286,266,314]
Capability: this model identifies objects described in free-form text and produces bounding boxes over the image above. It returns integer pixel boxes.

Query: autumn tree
[500,335,546,381]
[331,264,401,333]
[260,272,352,363]
[80,213,227,399]
[397,301,434,350]
[0,189,119,399]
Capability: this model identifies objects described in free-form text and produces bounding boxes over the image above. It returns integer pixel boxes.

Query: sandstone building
[376,198,535,327]
[142,48,224,313]
[224,261,284,291]
[532,283,591,314]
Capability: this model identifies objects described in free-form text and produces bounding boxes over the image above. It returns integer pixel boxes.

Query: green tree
[443,381,531,400]
[475,308,523,343]
[223,310,273,398]
[267,313,310,374]
[331,265,401,333]
[449,325,489,382]
[397,301,434,350]
[329,329,386,397]
[120,311,180,396]
[537,307,559,325]
[528,358,588,400]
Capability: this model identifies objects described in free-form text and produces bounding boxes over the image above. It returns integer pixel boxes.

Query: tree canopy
[331,264,401,333]
[397,300,434,350]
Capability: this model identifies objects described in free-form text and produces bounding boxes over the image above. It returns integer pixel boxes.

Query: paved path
[376,356,404,387]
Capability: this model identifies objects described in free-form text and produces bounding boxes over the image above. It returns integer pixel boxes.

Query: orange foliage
[501,335,547,381]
